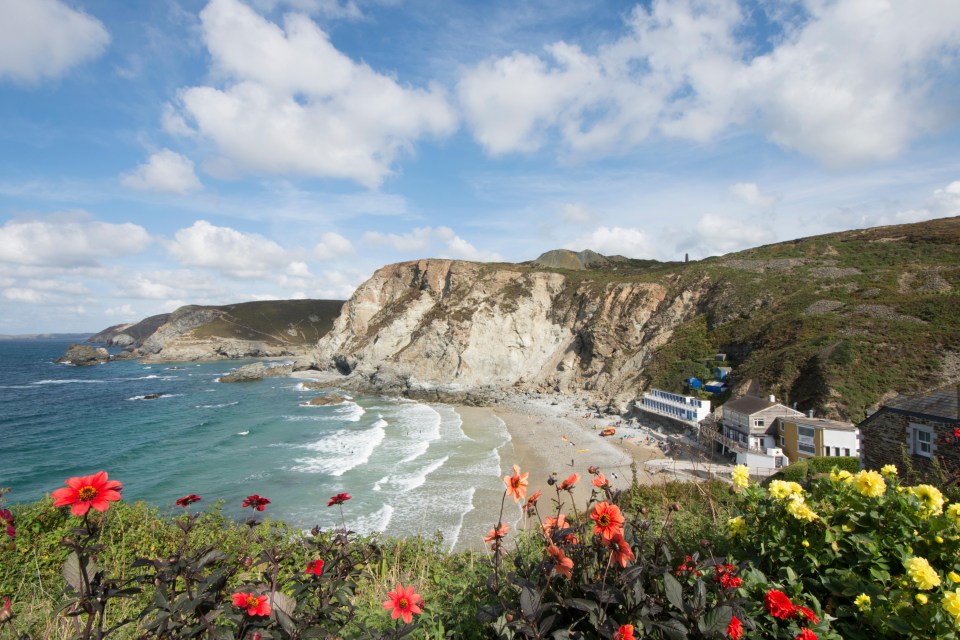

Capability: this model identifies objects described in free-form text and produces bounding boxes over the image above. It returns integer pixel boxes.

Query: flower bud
[669,503,681,512]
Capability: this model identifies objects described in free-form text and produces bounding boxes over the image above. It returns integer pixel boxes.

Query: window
[834,447,841,456]
[753,418,765,428]
[913,427,933,457]
[843,448,850,456]
[798,426,815,455]
[779,436,785,446]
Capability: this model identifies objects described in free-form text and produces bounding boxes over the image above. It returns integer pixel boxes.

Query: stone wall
[861,409,960,482]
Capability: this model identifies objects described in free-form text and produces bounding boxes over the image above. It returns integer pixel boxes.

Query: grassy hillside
[188,299,345,346]
[529,217,960,420]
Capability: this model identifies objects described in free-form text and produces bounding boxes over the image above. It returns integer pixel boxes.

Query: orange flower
[607,533,635,568]
[523,490,542,513]
[559,473,580,491]
[231,592,271,616]
[590,501,625,541]
[51,471,123,516]
[614,624,636,640]
[546,544,574,579]
[485,523,510,545]
[382,584,423,624]
[542,513,569,539]
[503,465,529,503]
[592,472,609,488]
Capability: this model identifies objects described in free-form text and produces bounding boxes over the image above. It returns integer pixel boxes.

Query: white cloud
[362,227,434,253]
[459,0,960,166]
[120,149,202,194]
[564,226,656,258]
[730,182,775,207]
[167,220,291,278]
[0,216,151,267]
[879,180,960,226]
[557,202,594,223]
[362,226,502,261]
[105,304,136,318]
[0,0,109,83]
[249,0,363,19]
[693,213,776,255]
[313,232,354,260]
[167,0,457,188]
[3,287,46,303]
[433,226,503,262]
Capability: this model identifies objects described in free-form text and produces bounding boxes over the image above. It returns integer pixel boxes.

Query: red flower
[175,494,201,508]
[592,472,609,488]
[327,493,351,506]
[523,490,542,513]
[796,630,817,640]
[607,533,635,568]
[484,523,510,545]
[382,584,423,624]
[590,501,625,541]
[765,589,796,620]
[795,606,819,624]
[546,544,574,579]
[51,471,123,516]
[305,559,325,576]
[231,592,271,616]
[0,508,14,539]
[503,465,529,503]
[559,473,580,491]
[242,494,270,511]
[726,615,744,639]
[614,624,635,640]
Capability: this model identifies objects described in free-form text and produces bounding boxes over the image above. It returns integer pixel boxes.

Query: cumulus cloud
[878,180,960,226]
[362,226,502,261]
[167,220,291,278]
[730,182,775,207]
[458,0,960,166]
[692,213,776,255]
[105,304,136,318]
[120,149,202,194]
[0,0,110,83]
[564,226,656,258]
[313,232,354,260]
[558,202,595,223]
[0,217,151,267]
[167,0,457,188]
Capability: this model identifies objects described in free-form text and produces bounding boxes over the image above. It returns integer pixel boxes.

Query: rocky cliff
[314,217,960,419]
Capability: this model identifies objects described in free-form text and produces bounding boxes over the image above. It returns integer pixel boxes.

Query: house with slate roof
[858,385,960,482]
[702,395,804,470]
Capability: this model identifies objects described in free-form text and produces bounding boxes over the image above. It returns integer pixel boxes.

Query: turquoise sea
[0,340,514,550]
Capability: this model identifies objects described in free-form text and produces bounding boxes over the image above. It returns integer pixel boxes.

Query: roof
[879,385,959,422]
[780,416,857,432]
[723,395,776,415]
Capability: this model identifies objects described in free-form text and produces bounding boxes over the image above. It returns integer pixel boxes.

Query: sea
[0,340,516,551]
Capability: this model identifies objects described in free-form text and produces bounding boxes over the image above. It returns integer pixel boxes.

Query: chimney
[768,394,776,403]
[807,409,814,418]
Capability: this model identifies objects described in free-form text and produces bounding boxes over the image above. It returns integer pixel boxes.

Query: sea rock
[218,362,293,383]
[56,344,110,366]
[306,394,347,406]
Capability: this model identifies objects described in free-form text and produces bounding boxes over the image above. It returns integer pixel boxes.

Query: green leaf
[663,572,684,612]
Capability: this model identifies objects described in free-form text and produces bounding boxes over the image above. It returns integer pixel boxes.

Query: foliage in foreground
[1,461,959,639]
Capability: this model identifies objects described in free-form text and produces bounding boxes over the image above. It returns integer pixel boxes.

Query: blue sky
[1,0,958,334]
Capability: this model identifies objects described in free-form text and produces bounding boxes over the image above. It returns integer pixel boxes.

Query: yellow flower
[944,589,960,626]
[948,504,960,526]
[881,464,898,477]
[786,495,819,522]
[769,480,803,500]
[802,539,810,548]
[937,536,945,544]
[854,593,871,611]
[904,556,941,590]
[830,469,853,484]
[949,571,960,584]
[909,484,945,518]
[916,593,928,605]
[728,516,746,538]
[731,465,750,489]
[851,470,887,498]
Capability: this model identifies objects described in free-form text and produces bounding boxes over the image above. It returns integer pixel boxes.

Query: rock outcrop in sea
[56,344,111,366]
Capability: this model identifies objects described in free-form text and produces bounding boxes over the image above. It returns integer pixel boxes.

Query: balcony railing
[700,423,767,455]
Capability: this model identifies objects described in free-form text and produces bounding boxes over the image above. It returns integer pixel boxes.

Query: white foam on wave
[393,402,442,463]
[237,430,249,436]
[195,401,240,409]
[289,418,386,476]
[350,504,394,536]
[32,379,105,385]
[127,393,181,401]
[446,486,476,552]
[297,400,366,422]
[373,455,449,493]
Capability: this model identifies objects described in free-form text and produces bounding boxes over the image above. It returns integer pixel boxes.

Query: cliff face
[314,259,706,405]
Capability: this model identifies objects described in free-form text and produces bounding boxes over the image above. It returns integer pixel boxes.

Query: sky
[1,0,959,334]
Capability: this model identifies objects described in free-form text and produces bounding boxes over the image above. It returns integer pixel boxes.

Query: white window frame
[908,423,935,458]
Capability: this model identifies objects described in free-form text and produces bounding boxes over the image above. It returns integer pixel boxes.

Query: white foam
[195,401,240,409]
[350,504,394,535]
[127,393,180,401]
[289,419,386,476]
[446,486,477,551]
[237,430,250,436]
[394,403,442,463]
[297,400,366,422]
[32,379,105,385]
[374,455,449,493]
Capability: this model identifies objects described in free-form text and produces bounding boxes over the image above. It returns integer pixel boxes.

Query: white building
[638,388,712,426]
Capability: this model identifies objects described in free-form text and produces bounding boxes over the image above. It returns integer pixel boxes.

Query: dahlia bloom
[948,503,960,526]
[851,470,886,498]
[231,592,271,616]
[590,501,625,542]
[904,556,941,590]
[559,473,580,491]
[795,606,819,623]
[327,492,351,506]
[909,484,945,517]
[546,544,574,579]
[382,584,422,624]
[731,465,749,489]
[881,464,898,477]
[305,559,325,576]
[242,494,270,511]
[607,533,635,568]
[786,496,819,522]
[0,508,14,538]
[943,588,960,625]
[485,523,510,545]
[592,472,609,488]
[854,593,871,611]
[764,589,795,620]
[614,624,635,640]
[796,629,817,640]
[51,471,123,516]
[727,516,746,537]
[523,490,542,513]
[830,469,853,484]
[726,615,743,639]
[175,494,201,508]
[503,465,529,503]
[768,480,803,500]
